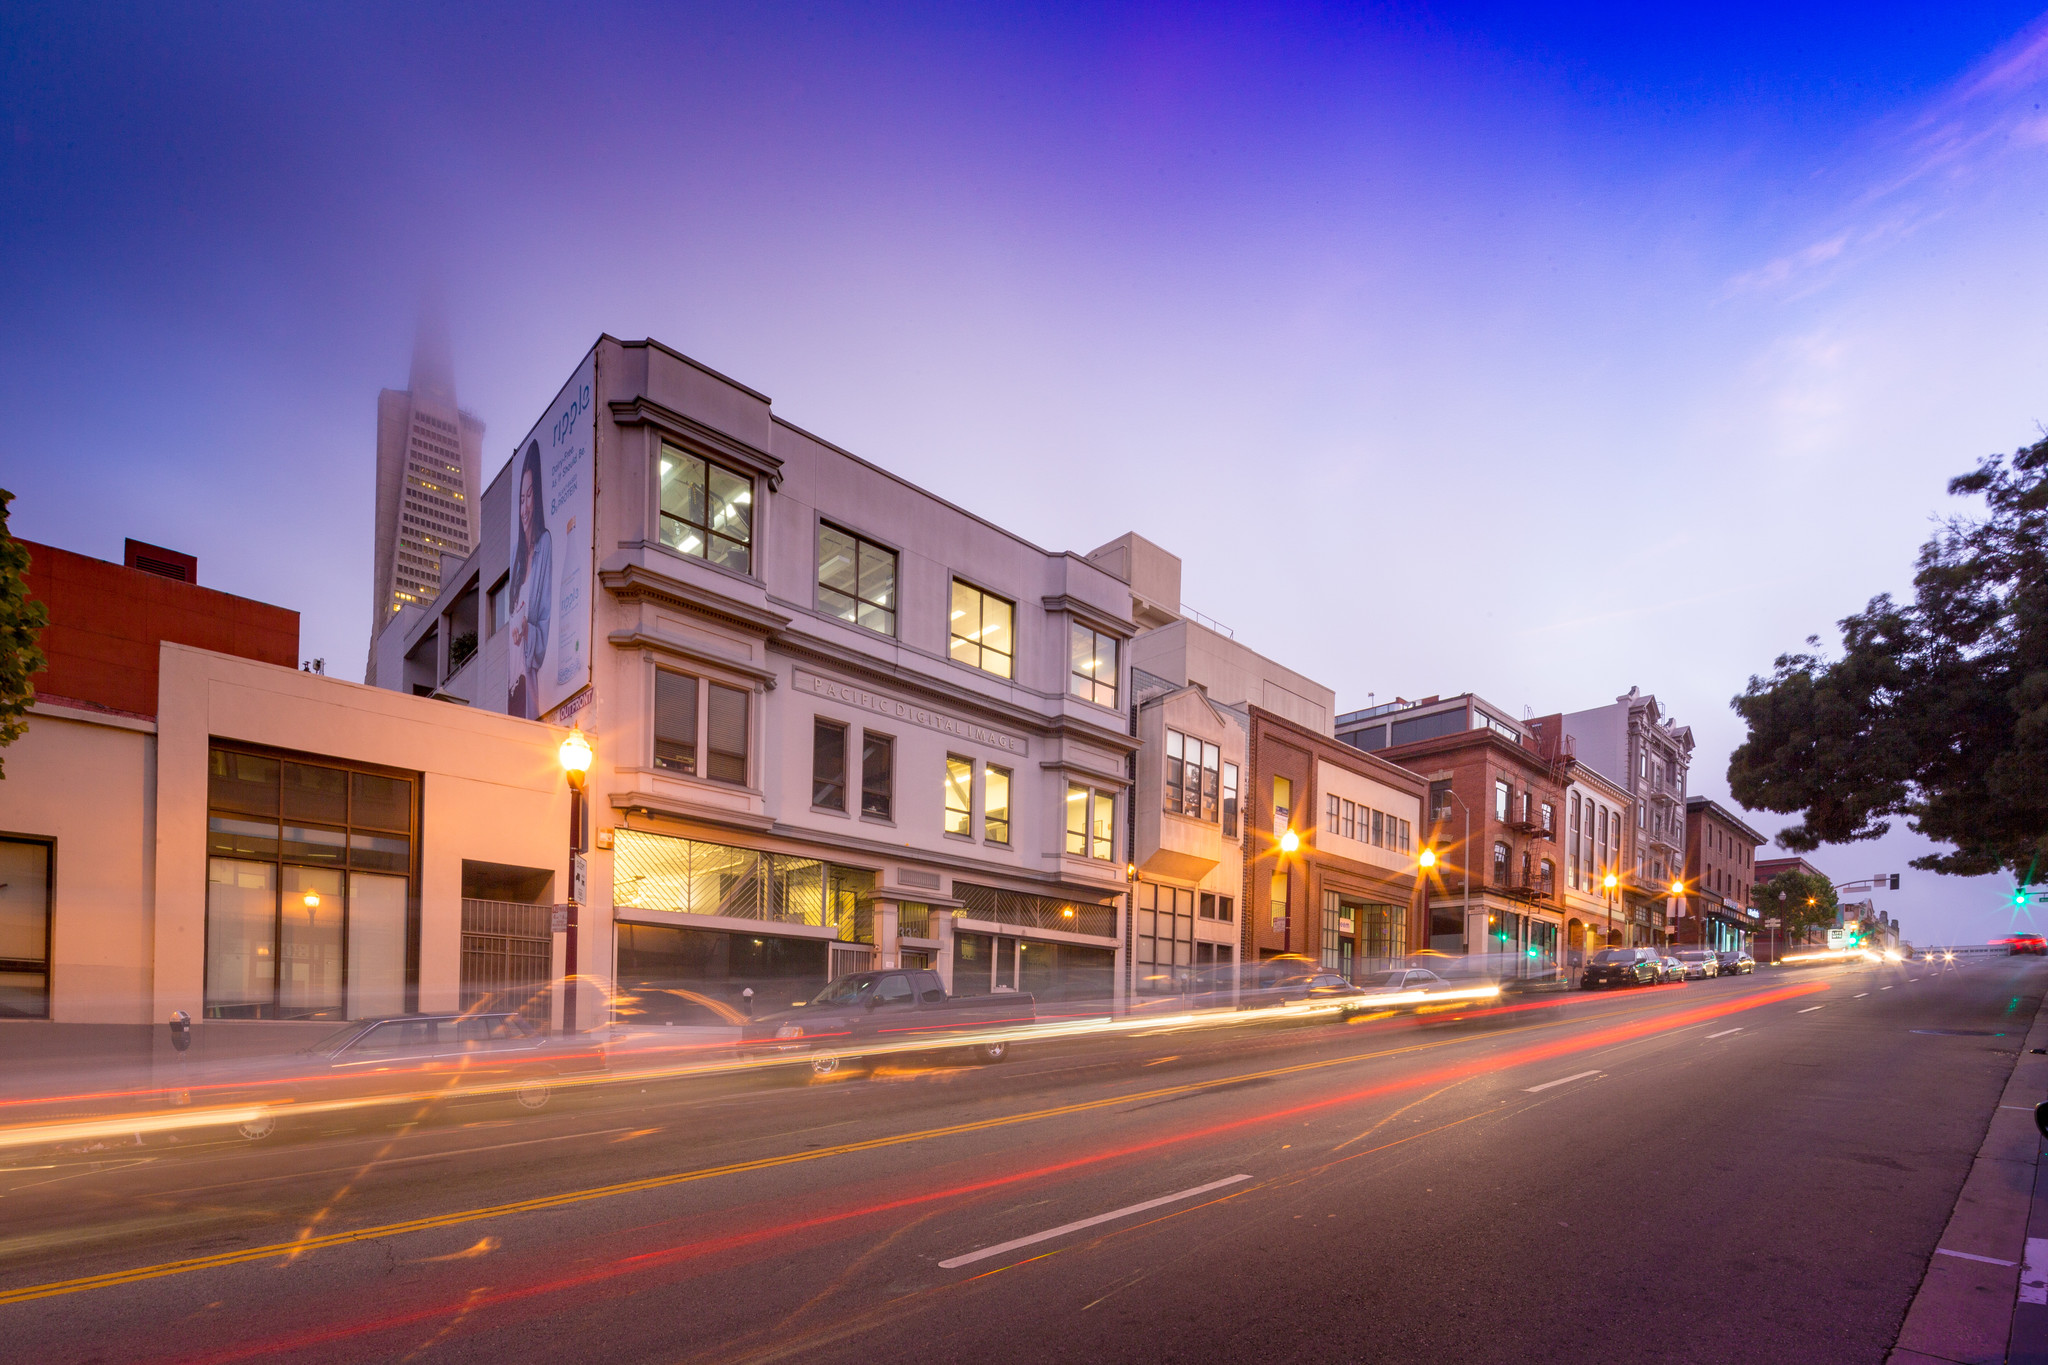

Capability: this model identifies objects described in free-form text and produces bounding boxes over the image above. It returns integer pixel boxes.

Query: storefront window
[0,837,52,1019]
[202,747,418,1021]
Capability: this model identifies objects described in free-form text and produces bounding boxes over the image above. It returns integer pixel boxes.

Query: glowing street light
[1279,828,1299,854]
[1602,873,1618,891]
[1418,848,1437,869]
[559,728,594,790]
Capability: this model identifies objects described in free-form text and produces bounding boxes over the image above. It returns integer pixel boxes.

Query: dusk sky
[6,3,2047,945]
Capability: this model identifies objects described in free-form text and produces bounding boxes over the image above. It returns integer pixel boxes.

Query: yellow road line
[0,993,1698,1307]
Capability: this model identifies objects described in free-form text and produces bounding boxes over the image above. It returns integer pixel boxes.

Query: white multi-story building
[1559,687,1693,945]
[367,319,484,676]
[373,337,1137,1017]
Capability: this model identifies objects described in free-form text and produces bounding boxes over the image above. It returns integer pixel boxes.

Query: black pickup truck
[741,969,1035,1076]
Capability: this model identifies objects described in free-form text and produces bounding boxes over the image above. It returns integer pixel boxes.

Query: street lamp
[1419,848,1437,870]
[558,727,594,1034]
[1278,827,1300,854]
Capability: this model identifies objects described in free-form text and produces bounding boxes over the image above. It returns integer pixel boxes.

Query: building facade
[368,319,485,670]
[1681,796,1766,952]
[372,337,1139,1016]
[1555,688,1693,947]
[1352,695,1567,972]
[1553,760,1635,963]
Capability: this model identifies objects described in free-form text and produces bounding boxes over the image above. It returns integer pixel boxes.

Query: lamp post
[1602,871,1619,953]
[558,727,593,1035]
[1426,789,1473,957]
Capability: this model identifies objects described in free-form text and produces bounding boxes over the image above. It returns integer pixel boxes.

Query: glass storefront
[203,747,418,1020]
[611,828,873,941]
[0,837,53,1018]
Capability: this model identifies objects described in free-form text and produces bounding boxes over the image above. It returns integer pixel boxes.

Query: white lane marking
[1939,1247,2018,1267]
[1855,993,1869,998]
[2001,1105,2038,1112]
[1798,1006,1825,1013]
[1706,1028,1743,1039]
[938,1174,1251,1269]
[2024,1239,2048,1305]
[1524,1069,1603,1093]
[1882,986,1893,990]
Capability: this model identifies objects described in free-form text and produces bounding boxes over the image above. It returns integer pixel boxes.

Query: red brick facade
[21,540,299,717]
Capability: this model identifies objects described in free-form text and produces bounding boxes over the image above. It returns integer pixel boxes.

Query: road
[2,955,2040,1365]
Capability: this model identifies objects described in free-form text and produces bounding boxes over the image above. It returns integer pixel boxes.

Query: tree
[0,489,48,779]
[1728,434,2048,881]
[1754,869,1839,943]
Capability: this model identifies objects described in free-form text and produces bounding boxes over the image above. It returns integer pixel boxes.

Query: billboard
[506,350,595,720]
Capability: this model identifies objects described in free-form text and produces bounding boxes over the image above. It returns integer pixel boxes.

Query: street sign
[570,852,587,904]
[1764,917,1781,927]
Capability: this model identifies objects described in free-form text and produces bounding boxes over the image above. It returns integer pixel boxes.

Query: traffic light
[1889,874,1900,891]
[2016,889,2029,908]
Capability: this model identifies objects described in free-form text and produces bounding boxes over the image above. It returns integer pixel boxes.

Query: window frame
[705,682,750,787]
[1068,622,1119,709]
[948,578,1016,680]
[811,718,849,813]
[656,440,755,577]
[1064,783,1115,862]
[653,668,701,777]
[861,732,895,822]
[944,754,974,838]
[816,521,899,637]
[983,765,1012,846]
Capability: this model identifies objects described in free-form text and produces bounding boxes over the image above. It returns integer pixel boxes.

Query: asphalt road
[3,955,2041,1365]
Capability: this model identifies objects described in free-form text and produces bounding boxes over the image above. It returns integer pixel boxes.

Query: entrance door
[460,899,551,1021]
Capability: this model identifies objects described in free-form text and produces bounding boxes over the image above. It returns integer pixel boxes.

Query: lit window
[949,580,1014,679]
[984,766,1011,844]
[1064,784,1112,861]
[945,756,973,837]
[817,524,897,636]
[1222,763,1239,837]
[706,683,749,786]
[1069,623,1118,708]
[658,442,752,574]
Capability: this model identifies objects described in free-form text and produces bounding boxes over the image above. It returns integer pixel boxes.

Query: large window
[949,580,1014,679]
[1273,776,1292,837]
[0,837,52,1018]
[812,719,848,811]
[1494,779,1510,822]
[658,442,753,574]
[984,766,1011,844]
[1492,841,1511,885]
[1222,762,1239,837]
[1065,784,1114,861]
[1164,729,1219,821]
[203,746,415,1021]
[945,756,973,837]
[656,671,749,786]
[654,670,699,775]
[861,733,894,820]
[1069,624,1118,708]
[817,524,897,636]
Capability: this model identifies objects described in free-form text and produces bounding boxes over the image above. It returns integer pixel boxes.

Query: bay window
[658,442,753,574]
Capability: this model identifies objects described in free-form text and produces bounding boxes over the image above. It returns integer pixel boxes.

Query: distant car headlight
[775,1024,803,1040]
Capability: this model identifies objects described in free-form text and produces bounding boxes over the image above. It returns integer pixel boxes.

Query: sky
[5,2,2047,946]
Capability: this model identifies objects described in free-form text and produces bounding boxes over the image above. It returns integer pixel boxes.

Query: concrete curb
[1886,991,2048,1365]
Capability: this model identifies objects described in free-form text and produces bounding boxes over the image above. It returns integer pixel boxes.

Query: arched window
[1539,858,1556,895]
[1492,842,1511,885]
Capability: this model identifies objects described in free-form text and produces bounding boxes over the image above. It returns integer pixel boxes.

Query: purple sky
[6,3,2048,945]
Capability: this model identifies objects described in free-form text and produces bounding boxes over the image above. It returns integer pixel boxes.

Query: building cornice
[607,396,784,489]
[600,562,794,637]
[607,629,780,688]
[608,788,777,834]
[1040,593,1135,639]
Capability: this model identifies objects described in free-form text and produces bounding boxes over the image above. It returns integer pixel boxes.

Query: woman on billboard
[507,440,551,719]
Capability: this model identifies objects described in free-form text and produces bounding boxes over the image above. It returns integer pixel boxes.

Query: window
[1372,809,1385,847]
[1069,623,1118,708]
[1273,776,1292,837]
[707,683,749,785]
[658,442,752,574]
[1493,841,1511,885]
[1429,780,1453,826]
[949,580,1014,678]
[817,524,897,636]
[1222,763,1239,837]
[654,671,698,775]
[1540,801,1554,836]
[1494,779,1509,822]
[1342,800,1356,840]
[0,836,52,1019]
[1166,729,1183,814]
[945,756,973,837]
[812,719,848,811]
[486,574,509,636]
[1327,793,1340,835]
[1539,859,1555,895]
[861,733,894,819]
[1398,819,1411,852]
[1065,785,1113,861]
[984,766,1011,844]
[1270,869,1290,928]
[1195,738,1219,821]
[203,747,415,1021]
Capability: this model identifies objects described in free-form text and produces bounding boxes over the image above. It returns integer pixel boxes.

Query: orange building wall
[21,540,300,716]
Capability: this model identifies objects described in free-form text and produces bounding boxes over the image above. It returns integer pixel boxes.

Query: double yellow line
[0,998,1656,1307]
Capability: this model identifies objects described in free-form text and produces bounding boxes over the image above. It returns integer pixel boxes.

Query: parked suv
[1672,949,1720,980]
[1581,947,1660,989]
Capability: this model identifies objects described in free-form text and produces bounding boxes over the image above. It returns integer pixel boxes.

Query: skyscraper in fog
[367,318,483,676]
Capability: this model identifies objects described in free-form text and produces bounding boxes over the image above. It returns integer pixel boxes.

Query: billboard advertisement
[506,350,595,720]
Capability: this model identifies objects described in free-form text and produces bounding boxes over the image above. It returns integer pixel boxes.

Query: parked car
[212,1011,604,1140]
[1581,947,1660,989]
[1672,949,1720,980]
[1716,950,1756,975]
[1354,966,1454,1013]
[2008,935,2047,956]
[741,969,1035,1075]
[1657,955,1687,983]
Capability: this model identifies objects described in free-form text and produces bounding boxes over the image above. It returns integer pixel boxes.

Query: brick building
[1342,695,1565,973]
[1680,797,1766,952]
[1245,706,1425,974]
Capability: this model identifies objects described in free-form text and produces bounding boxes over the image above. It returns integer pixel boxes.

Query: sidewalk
[1888,996,2048,1365]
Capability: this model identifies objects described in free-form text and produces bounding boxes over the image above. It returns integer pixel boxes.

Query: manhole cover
[1910,1029,2002,1036]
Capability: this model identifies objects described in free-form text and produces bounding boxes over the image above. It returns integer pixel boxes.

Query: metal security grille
[460,899,552,1018]
[954,882,1115,939]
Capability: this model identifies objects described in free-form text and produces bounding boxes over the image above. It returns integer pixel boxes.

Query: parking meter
[168,1009,192,1053]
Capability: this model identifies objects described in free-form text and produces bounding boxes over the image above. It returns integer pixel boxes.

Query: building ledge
[609,788,776,834]
[29,696,157,734]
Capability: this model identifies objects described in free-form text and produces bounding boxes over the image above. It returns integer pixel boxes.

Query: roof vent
[124,539,196,583]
